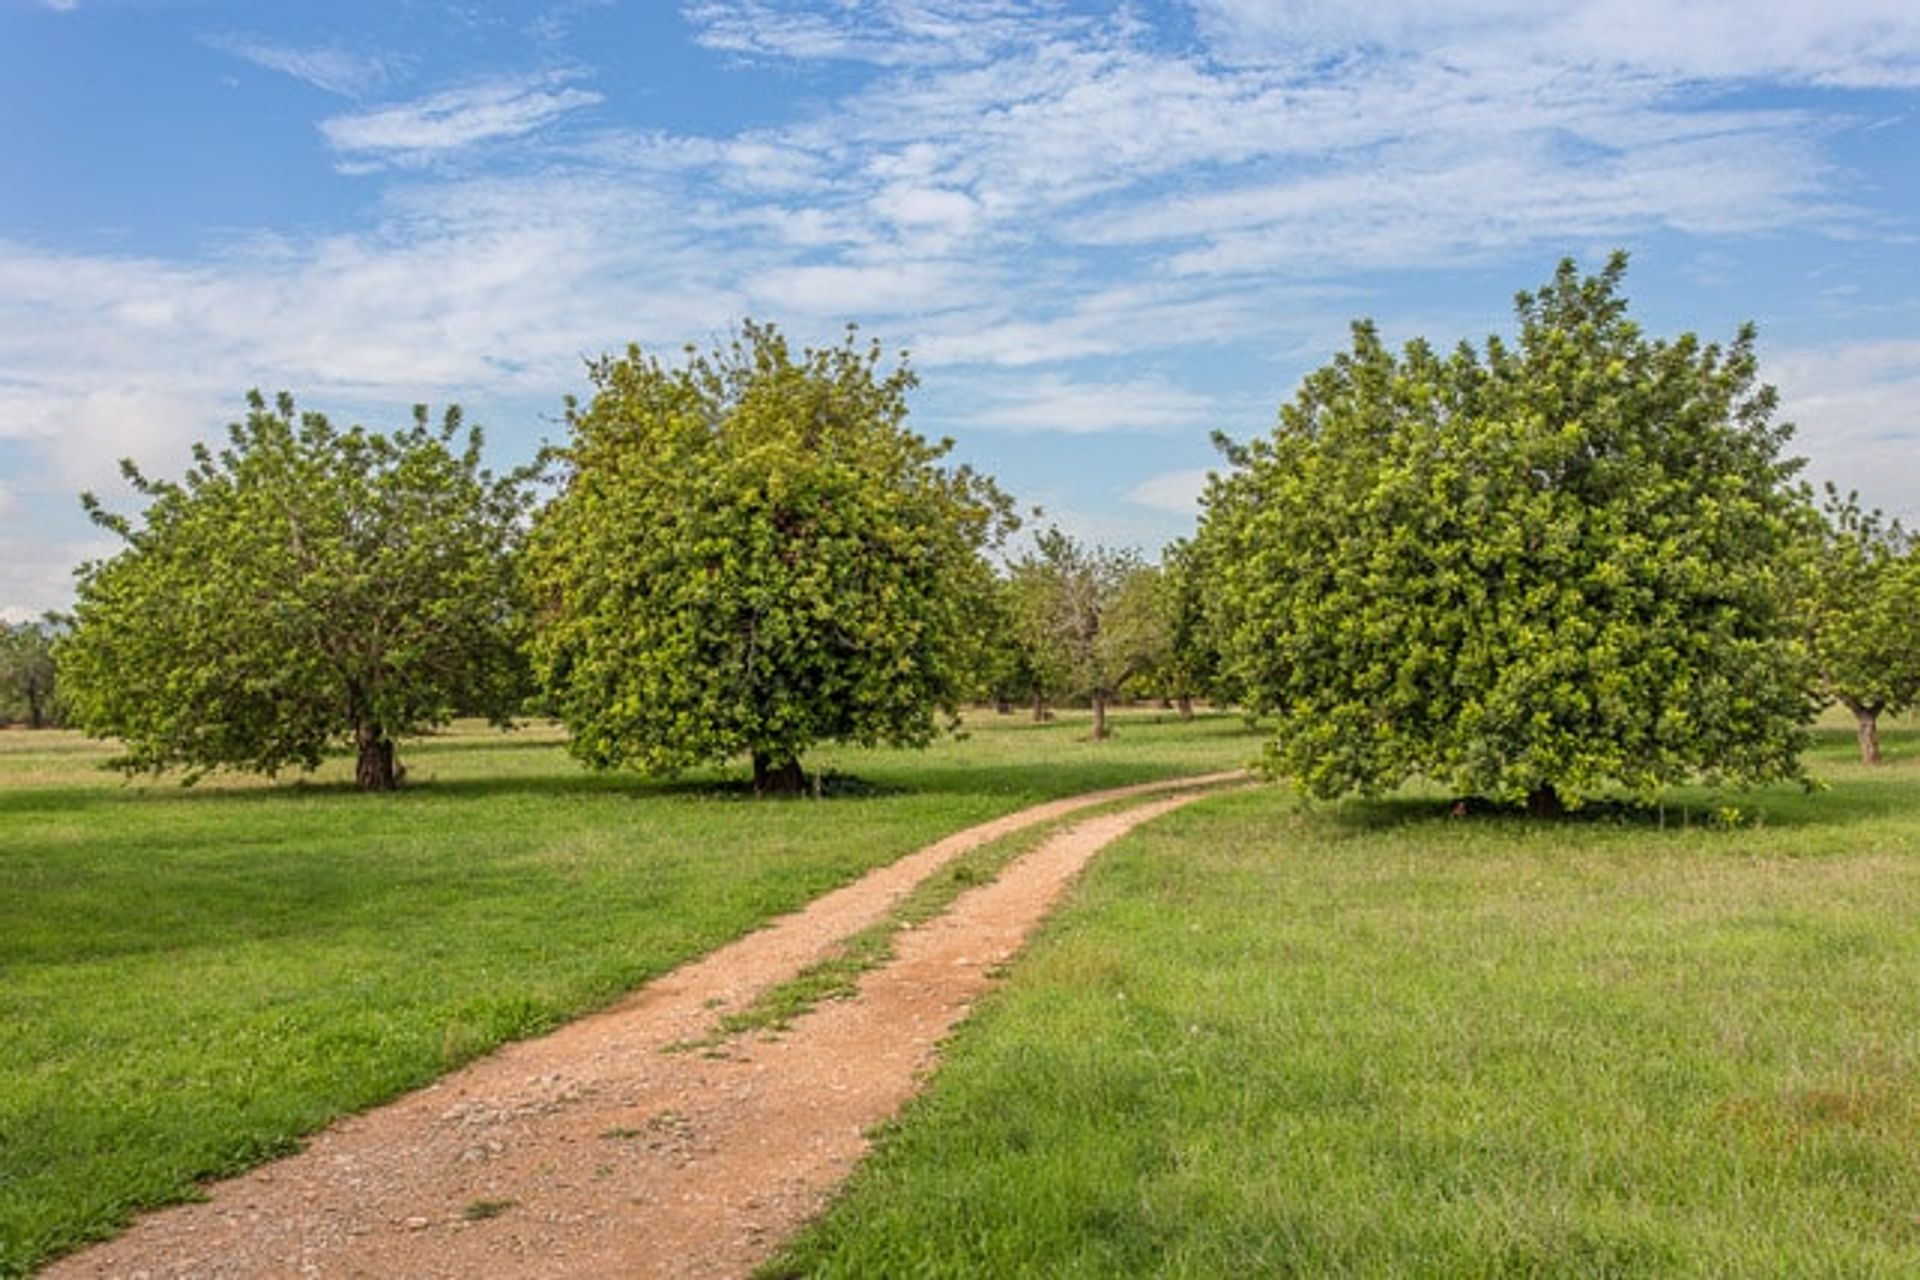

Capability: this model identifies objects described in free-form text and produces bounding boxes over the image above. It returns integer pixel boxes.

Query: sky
[2,0,1918,620]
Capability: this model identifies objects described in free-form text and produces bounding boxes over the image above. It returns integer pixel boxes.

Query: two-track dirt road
[48,771,1242,1279]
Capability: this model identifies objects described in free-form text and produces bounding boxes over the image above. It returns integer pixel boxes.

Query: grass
[769,718,1920,1278]
[0,708,1260,1277]
[461,1198,516,1222]
[672,790,1176,1052]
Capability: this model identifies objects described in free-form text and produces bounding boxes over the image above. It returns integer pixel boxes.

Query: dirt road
[48,772,1240,1279]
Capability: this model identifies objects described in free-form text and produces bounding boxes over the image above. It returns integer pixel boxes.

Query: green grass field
[769,716,1920,1277]
[0,710,1260,1277]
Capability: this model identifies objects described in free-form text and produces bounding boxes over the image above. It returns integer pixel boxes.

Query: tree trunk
[355,724,398,791]
[1032,693,1051,723]
[1091,690,1110,740]
[993,696,1012,715]
[1526,784,1563,819]
[25,691,45,731]
[752,750,807,796]
[1850,701,1884,766]
[1176,694,1193,721]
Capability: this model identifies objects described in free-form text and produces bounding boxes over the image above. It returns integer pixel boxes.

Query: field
[6,712,1920,1276]
[0,710,1259,1276]
[772,716,1920,1277]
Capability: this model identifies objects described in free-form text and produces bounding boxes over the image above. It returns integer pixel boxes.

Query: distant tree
[1101,562,1174,704]
[969,574,1045,716]
[1158,537,1220,718]
[996,564,1071,722]
[59,392,529,790]
[524,321,1014,793]
[1008,529,1143,740]
[1197,254,1813,813]
[0,618,61,728]
[1804,486,1920,764]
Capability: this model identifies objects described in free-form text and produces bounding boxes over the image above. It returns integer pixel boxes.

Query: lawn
[0,709,1260,1277]
[772,717,1920,1278]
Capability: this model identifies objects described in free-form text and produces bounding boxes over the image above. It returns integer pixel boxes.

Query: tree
[1101,562,1175,706]
[1160,536,1222,717]
[968,574,1048,716]
[0,618,61,728]
[1196,254,1813,813]
[1804,486,1920,764]
[60,392,529,790]
[1007,529,1143,740]
[524,322,1014,793]
[995,564,1071,722]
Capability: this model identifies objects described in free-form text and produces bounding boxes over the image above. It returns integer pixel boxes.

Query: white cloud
[748,261,980,316]
[629,13,1861,306]
[1188,0,1920,87]
[321,75,602,164]
[1126,468,1213,515]
[39,0,78,11]
[971,376,1217,434]
[873,185,979,234]
[683,0,1083,66]
[911,280,1323,367]
[6,389,214,497]
[1771,338,1920,523]
[0,536,113,623]
[5,2,1920,614]
[201,33,405,97]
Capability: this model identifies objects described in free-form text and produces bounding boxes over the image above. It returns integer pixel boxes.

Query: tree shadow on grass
[3,751,1258,817]
[1318,782,1898,836]
[1283,724,1920,838]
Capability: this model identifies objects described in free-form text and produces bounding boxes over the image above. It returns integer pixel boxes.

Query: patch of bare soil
[46,773,1240,1279]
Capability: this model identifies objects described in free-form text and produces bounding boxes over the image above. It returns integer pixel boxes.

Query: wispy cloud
[683,0,1085,66]
[969,375,1218,434]
[1189,0,1920,88]
[201,32,406,98]
[321,73,602,165]
[7,2,1920,615]
[0,534,113,625]
[1772,338,1920,517]
[1126,468,1213,516]
[626,9,1863,319]
[749,260,983,316]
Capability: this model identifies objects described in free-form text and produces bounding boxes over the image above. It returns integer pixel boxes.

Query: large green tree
[0,618,61,728]
[60,392,529,790]
[524,322,1013,793]
[1804,486,1920,764]
[1198,254,1813,813]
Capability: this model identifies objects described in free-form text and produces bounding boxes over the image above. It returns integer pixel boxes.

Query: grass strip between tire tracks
[668,785,1232,1055]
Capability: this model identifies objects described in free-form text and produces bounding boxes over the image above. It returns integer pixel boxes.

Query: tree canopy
[524,321,1013,792]
[1196,253,1814,813]
[1804,486,1920,764]
[60,392,529,789]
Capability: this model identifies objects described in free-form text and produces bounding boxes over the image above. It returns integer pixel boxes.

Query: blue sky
[3,0,1918,619]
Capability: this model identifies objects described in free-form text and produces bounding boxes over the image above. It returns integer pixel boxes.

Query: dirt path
[48,773,1241,1279]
